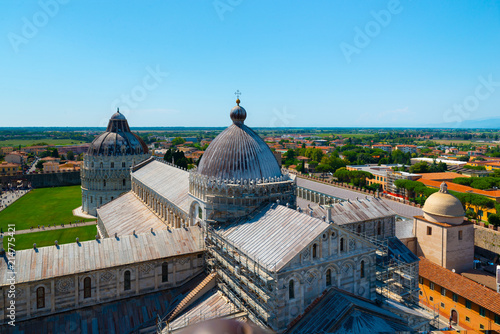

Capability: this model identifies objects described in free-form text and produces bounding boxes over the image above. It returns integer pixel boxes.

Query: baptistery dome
[197,100,281,181]
[423,182,465,225]
[87,110,148,156]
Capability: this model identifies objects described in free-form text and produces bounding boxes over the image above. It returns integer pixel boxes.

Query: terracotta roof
[418,178,500,199]
[461,269,497,291]
[419,257,500,315]
[418,172,466,180]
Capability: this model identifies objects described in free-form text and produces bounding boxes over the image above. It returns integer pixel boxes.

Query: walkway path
[11,221,97,235]
[296,177,423,218]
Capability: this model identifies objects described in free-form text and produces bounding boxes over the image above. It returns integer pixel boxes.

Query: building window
[419,290,423,296]
[360,261,365,278]
[419,277,424,284]
[312,244,317,259]
[480,307,486,317]
[357,225,362,234]
[377,222,381,236]
[289,280,295,299]
[466,316,470,322]
[90,196,93,204]
[441,287,446,296]
[427,226,432,235]
[92,162,94,168]
[100,197,102,205]
[122,162,126,168]
[111,162,114,168]
[430,296,434,301]
[340,238,345,252]
[453,293,458,302]
[466,300,471,309]
[124,270,131,291]
[458,230,463,240]
[480,324,484,329]
[84,277,91,298]
[326,269,332,286]
[100,162,103,168]
[430,282,434,290]
[162,262,168,282]
[495,314,500,325]
[441,302,445,308]
[103,180,106,187]
[36,287,45,309]
[123,179,126,186]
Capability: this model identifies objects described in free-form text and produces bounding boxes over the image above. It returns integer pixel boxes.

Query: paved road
[297,178,423,218]
[12,221,97,235]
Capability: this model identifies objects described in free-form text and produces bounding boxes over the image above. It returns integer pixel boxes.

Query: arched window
[36,287,45,309]
[162,262,168,282]
[124,270,131,291]
[357,225,362,234]
[361,261,365,278]
[122,162,126,168]
[326,269,332,286]
[123,179,126,186]
[340,238,345,252]
[100,162,103,168]
[312,244,317,259]
[289,280,295,299]
[84,277,91,298]
[111,162,114,168]
[91,162,94,168]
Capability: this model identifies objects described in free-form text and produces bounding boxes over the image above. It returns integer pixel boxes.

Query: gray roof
[197,103,281,181]
[87,111,148,156]
[329,198,396,225]
[215,204,330,272]
[286,288,412,334]
[395,219,414,239]
[97,191,168,237]
[132,159,190,213]
[0,226,203,286]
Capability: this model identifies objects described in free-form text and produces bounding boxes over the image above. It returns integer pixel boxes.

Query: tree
[171,137,186,146]
[66,151,75,161]
[488,214,500,227]
[36,160,46,170]
[51,149,59,158]
[409,161,430,173]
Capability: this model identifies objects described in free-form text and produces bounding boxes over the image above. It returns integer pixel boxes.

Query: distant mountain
[427,117,500,129]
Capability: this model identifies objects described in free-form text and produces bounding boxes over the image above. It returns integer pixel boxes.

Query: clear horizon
[1,1,500,128]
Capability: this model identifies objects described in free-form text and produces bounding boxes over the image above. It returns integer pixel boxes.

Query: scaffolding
[354,231,420,305]
[204,225,279,330]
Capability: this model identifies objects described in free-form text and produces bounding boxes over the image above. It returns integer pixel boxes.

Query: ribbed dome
[87,111,148,156]
[423,182,465,218]
[197,101,281,181]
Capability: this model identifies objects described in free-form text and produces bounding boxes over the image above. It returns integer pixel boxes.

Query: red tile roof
[419,257,500,315]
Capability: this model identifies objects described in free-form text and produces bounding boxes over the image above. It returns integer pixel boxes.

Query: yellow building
[0,147,14,156]
[0,162,21,176]
[419,257,500,333]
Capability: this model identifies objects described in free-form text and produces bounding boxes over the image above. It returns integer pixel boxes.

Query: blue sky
[1,0,500,127]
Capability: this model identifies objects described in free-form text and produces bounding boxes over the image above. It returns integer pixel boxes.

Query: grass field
[0,186,93,231]
[0,139,86,147]
[416,139,475,145]
[3,225,97,251]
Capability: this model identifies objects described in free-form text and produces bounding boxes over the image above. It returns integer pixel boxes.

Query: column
[51,280,55,312]
[75,276,79,306]
[135,267,140,294]
[116,269,120,298]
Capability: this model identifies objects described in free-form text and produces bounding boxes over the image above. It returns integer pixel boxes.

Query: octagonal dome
[197,100,281,181]
[87,110,148,156]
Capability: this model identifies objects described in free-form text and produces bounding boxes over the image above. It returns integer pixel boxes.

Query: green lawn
[0,186,93,231]
[0,139,86,147]
[3,225,97,251]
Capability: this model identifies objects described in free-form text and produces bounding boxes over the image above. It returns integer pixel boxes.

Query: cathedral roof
[197,99,281,181]
[86,110,148,156]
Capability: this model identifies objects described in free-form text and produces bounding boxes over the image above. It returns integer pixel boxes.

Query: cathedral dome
[87,110,148,156]
[423,182,465,225]
[197,100,281,181]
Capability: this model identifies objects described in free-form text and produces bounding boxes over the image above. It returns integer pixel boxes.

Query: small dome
[423,182,465,224]
[197,101,281,181]
[87,111,148,156]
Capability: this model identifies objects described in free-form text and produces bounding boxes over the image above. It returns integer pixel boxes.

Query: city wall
[0,171,81,189]
[474,225,500,259]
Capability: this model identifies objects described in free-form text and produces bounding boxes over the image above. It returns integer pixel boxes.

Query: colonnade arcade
[132,179,190,229]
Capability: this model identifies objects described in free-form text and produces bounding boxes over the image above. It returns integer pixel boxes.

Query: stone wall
[474,225,500,259]
[0,171,81,189]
